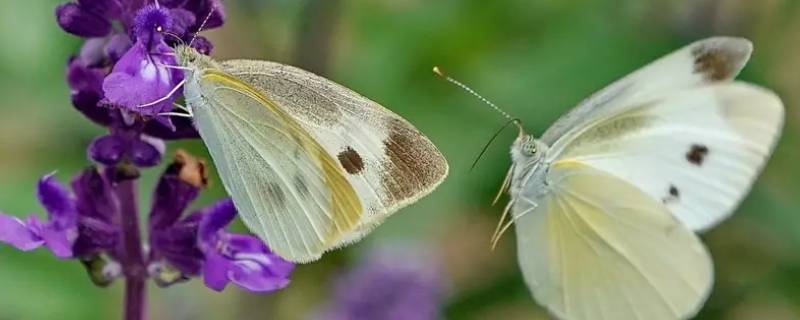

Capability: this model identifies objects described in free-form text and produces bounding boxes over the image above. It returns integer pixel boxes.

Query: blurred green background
[2,0,800,319]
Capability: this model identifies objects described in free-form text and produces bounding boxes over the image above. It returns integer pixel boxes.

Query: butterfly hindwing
[219,60,449,246]
[193,70,362,263]
[515,161,712,320]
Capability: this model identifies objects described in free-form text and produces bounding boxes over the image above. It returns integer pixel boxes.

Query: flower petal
[189,36,213,55]
[0,214,43,251]
[197,199,236,244]
[149,174,200,230]
[143,117,200,140]
[79,37,108,67]
[148,213,204,276]
[229,259,291,292]
[102,41,182,115]
[130,138,162,167]
[71,167,117,222]
[37,174,77,229]
[168,8,196,38]
[227,234,293,292]
[39,224,77,258]
[73,216,119,257]
[202,250,233,291]
[55,3,112,38]
[77,0,122,19]
[160,0,188,8]
[88,134,126,165]
[103,33,132,63]
[66,58,111,126]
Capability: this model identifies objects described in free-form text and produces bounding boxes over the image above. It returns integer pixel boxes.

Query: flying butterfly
[162,42,448,263]
[436,37,784,320]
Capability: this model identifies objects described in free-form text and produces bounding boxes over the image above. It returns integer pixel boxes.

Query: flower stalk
[116,176,146,320]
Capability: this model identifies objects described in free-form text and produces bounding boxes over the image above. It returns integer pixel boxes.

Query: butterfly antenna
[189,6,216,47]
[433,66,515,121]
[469,118,521,171]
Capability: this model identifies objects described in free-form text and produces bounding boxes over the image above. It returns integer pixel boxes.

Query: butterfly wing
[548,82,783,231]
[540,37,783,231]
[515,161,712,320]
[219,60,449,246]
[191,70,362,263]
[542,37,752,146]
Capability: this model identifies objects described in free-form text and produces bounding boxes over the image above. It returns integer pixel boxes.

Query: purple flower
[0,174,81,258]
[198,199,294,292]
[0,169,121,261]
[102,5,184,128]
[147,151,294,292]
[55,1,118,38]
[88,114,165,167]
[313,246,447,320]
[55,0,229,139]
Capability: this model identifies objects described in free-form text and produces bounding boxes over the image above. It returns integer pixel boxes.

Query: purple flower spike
[198,199,294,292]
[0,175,80,258]
[56,2,112,38]
[102,5,183,121]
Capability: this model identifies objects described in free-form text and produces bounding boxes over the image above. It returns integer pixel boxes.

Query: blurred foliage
[1,0,800,319]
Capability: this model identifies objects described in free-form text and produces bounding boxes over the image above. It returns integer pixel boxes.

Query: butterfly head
[510,128,548,167]
[175,45,218,70]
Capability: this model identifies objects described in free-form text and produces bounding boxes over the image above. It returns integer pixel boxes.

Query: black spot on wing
[337,147,365,174]
[686,144,709,166]
[663,184,680,204]
[669,185,679,197]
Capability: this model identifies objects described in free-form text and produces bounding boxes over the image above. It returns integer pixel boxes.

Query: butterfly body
[498,37,783,320]
[175,46,448,263]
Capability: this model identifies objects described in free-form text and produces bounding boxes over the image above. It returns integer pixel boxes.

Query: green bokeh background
[1,0,800,319]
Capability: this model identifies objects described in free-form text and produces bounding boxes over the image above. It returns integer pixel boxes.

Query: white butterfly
[173,46,448,263]
[444,37,784,320]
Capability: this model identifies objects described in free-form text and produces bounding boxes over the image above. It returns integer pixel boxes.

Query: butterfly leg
[136,79,186,109]
[172,102,194,117]
[491,197,539,250]
[157,112,193,118]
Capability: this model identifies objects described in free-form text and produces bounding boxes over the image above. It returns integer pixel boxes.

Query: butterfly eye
[522,140,537,156]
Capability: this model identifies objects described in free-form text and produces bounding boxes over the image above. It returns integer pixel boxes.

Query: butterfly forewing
[219,59,449,246]
[193,70,362,263]
[542,37,752,146]
[515,161,712,320]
